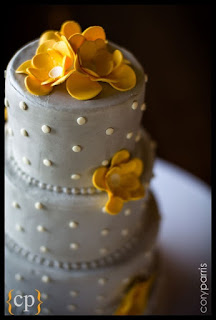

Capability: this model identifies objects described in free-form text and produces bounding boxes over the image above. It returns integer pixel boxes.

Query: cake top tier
[9,20,144,111]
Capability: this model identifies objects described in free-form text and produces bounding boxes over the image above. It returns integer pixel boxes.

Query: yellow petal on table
[25,75,53,96]
[60,20,82,39]
[92,166,108,190]
[16,60,32,74]
[53,40,73,58]
[119,158,143,177]
[66,71,102,100]
[51,69,73,86]
[32,53,53,70]
[27,67,49,82]
[105,194,124,215]
[109,64,136,91]
[113,50,123,70]
[47,48,64,67]
[36,39,57,54]
[110,149,130,168]
[129,184,145,200]
[68,33,86,54]
[82,26,106,41]
[39,30,60,46]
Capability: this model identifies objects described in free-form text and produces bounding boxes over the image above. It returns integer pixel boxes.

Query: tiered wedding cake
[5,21,161,315]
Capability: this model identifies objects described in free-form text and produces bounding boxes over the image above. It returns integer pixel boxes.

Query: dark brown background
[3,4,212,185]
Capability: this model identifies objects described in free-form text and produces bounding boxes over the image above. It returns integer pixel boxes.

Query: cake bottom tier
[5,197,161,316]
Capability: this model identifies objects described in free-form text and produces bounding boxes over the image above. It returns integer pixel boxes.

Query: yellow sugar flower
[66,39,136,100]
[16,35,74,95]
[92,150,145,215]
[114,273,156,315]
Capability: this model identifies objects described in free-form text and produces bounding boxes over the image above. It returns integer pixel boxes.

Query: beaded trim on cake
[5,221,151,271]
[8,156,151,195]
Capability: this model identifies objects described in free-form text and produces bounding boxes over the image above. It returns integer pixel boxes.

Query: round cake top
[6,39,145,112]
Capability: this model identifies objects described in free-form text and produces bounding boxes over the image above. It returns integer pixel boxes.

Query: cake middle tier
[5,39,146,189]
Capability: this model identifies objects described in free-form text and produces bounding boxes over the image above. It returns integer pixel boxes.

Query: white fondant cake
[5,26,161,315]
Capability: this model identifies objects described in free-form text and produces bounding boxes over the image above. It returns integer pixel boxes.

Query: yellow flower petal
[105,194,124,215]
[119,158,143,177]
[60,20,82,39]
[105,167,133,199]
[78,41,97,66]
[110,149,130,167]
[113,50,123,70]
[108,64,136,91]
[66,71,102,100]
[47,48,64,67]
[82,26,106,41]
[39,30,60,46]
[36,39,57,54]
[68,33,86,53]
[5,108,8,122]
[94,50,113,77]
[92,167,108,190]
[53,40,73,59]
[82,67,99,78]
[62,55,73,74]
[129,185,145,200]
[32,53,53,70]
[51,70,73,86]
[25,76,53,96]
[16,60,32,74]
[114,273,156,315]
[27,67,49,82]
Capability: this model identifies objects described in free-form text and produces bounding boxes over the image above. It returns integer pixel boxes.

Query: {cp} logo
[7,289,43,315]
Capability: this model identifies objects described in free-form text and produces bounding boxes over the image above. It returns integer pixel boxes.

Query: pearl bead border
[5,220,147,271]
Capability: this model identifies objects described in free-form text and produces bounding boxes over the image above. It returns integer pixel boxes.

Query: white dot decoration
[15,224,24,232]
[70,243,79,250]
[70,290,78,297]
[135,133,141,142]
[40,246,48,253]
[101,228,109,236]
[37,225,46,232]
[35,202,43,210]
[67,304,76,311]
[22,157,31,165]
[121,229,129,236]
[105,127,114,135]
[141,103,146,111]
[8,128,13,136]
[101,159,109,166]
[12,201,20,209]
[20,128,28,136]
[98,278,107,285]
[41,125,51,133]
[122,277,130,284]
[69,221,79,229]
[124,208,131,216]
[71,174,81,180]
[102,206,107,213]
[4,97,9,108]
[99,248,108,255]
[41,293,48,300]
[41,275,50,283]
[126,132,133,139]
[19,101,28,110]
[131,100,138,110]
[43,159,52,167]
[77,117,86,125]
[15,273,23,281]
[72,145,82,152]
